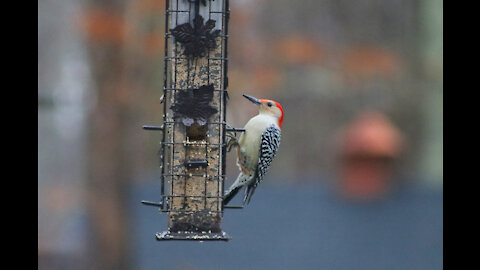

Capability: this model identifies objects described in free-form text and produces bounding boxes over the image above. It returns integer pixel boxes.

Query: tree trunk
[84,0,131,269]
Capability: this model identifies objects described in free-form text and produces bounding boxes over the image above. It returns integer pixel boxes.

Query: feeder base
[156,230,231,241]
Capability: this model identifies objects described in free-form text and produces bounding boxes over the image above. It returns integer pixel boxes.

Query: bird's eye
[267,102,273,107]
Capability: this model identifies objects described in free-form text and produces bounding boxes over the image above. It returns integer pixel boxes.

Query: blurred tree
[82,0,166,268]
[83,0,131,269]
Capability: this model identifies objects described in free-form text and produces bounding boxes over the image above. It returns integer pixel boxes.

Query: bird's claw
[226,136,238,152]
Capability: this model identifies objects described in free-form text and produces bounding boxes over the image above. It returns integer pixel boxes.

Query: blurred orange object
[275,36,325,65]
[337,111,404,201]
[342,47,401,84]
[80,9,127,44]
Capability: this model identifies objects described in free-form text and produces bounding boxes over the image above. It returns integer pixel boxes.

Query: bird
[223,94,283,206]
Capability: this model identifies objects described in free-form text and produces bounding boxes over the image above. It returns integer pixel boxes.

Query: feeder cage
[142,0,239,241]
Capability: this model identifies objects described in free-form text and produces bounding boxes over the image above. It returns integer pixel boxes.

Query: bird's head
[243,94,284,128]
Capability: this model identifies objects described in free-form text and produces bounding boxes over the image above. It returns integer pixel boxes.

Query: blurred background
[38,0,443,269]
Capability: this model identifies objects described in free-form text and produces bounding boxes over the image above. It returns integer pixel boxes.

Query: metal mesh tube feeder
[142,0,240,241]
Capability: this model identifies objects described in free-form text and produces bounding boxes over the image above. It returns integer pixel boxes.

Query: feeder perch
[142,0,242,241]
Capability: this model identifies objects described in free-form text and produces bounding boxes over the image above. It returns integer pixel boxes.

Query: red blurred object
[337,111,404,201]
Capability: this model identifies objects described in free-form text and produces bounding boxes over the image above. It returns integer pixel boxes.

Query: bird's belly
[237,117,275,173]
[239,141,261,173]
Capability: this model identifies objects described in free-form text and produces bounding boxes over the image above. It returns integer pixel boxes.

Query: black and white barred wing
[255,125,281,186]
[243,125,281,204]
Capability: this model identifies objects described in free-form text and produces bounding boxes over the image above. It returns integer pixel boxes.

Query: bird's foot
[226,136,239,152]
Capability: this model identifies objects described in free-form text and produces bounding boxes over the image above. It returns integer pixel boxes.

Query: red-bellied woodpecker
[223,94,283,205]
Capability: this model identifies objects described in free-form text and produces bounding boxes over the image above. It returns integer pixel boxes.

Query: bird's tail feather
[244,185,257,205]
[223,185,241,205]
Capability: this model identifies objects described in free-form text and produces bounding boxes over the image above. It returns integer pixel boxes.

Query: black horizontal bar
[185,159,209,168]
[142,125,163,130]
[224,205,244,209]
[226,127,245,132]
[141,200,163,207]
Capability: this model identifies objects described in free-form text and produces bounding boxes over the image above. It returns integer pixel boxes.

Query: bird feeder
[142,0,240,241]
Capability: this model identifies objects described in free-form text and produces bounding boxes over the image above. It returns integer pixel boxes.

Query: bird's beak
[243,94,262,105]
